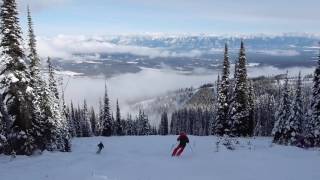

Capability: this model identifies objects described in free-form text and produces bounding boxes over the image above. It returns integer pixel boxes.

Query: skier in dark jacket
[97,142,104,154]
[172,132,189,156]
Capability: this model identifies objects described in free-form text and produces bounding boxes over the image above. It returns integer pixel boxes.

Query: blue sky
[17,0,320,36]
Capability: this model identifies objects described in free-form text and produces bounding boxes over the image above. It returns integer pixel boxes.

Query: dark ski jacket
[177,133,189,147]
[98,142,104,149]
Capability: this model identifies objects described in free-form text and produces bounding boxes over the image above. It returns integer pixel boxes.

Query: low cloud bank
[63,66,314,118]
[257,50,300,56]
[37,35,203,59]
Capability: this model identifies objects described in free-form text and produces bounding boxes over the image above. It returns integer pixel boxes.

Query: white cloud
[256,50,300,57]
[37,35,203,59]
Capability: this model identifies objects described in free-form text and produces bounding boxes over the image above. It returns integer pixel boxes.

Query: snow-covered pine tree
[121,119,128,135]
[163,111,169,135]
[73,106,82,137]
[48,58,59,99]
[230,41,250,137]
[111,112,116,135]
[131,115,139,136]
[0,93,10,153]
[102,83,113,136]
[97,98,103,135]
[125,114,133,135]
[27,6,40,82]
[254,94,276,136]
[137,110,150,135]
[284,72,303,145]
[90,107,97,136]
[216,74,220,99]
[115,99,123,136]
[203,108,212,136]
[214,43,231,136]
[152,126,158,135]
[234,55,238,79]
[192,108,201,135]
[170,112,175,135]
[159,111,169,135]
[0,80,11,137]
[25,6,46,151]
[247,80,255,136]
[46,58,71,151]
[81,100,92,137]
[309,45,320,146]
[0,0,39,155]
[69,101,77,137]
[272,73,292,144]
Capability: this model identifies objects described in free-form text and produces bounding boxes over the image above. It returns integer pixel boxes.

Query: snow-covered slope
[1,136,319,180]
[185,86,215,109]
[130,88,195,124]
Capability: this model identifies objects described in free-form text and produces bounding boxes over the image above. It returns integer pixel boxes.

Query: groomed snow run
[1,136,320,180]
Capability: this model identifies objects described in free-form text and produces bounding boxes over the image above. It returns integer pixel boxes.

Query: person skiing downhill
[97,142,104,154]
[172,132,189,156]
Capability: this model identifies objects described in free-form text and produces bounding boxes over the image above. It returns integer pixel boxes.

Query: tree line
[64,85,158,138]
[166,41,320,148]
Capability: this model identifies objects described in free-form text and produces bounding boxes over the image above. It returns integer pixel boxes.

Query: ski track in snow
[0,136,320,180]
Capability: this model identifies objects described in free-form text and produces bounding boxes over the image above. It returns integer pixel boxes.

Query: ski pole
[188,144,194,153]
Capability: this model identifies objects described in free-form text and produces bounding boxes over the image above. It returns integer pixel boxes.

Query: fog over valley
[61,65,315,124]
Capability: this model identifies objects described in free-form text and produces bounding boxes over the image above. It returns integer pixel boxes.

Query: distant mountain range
[99,33,320,51]
[51,34,320,77]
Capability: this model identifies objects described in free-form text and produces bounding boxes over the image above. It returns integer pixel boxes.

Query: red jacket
[177,133,189,146]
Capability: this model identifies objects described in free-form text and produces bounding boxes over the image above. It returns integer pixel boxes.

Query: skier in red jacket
[172,132,189,156]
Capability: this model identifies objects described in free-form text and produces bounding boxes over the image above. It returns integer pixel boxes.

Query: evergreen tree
[234,55,239,79]
[25,6,45,151]
[247,80,255,136]
[74,107,82,137]
[27,6,41,88]
[69,102,77,137]
[0,92,11,136]
[115,99,123,136]
[309,46,320,146]
[111,113,116,135]
[97,98,104,135]
[254,94,276,136]
[45,58,70,151]
[285,72,303,145]
[272,73,292,144]
[81,100,92,137]
[214,43,231,136]
[216,74,220,98]
[90,107,97,136]
[170,113,174,135]
[159,111,169,135]
[137,110,150,135]
[230,41,250,137]
[102,83,113,136]
[0,0,36,155]
[48,58,59,99]
[125,114,134,135]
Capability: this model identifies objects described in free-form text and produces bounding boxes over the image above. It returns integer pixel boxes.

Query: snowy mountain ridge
[41,33,320,59]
